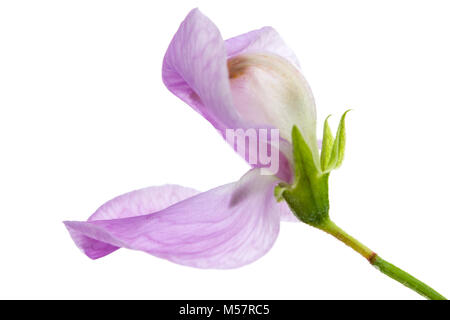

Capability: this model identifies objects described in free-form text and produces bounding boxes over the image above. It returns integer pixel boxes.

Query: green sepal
[276,112,351,227]
[322,110,350,173]
[320,115,334,171]
[291,125,319,180]
[281,126,330,226]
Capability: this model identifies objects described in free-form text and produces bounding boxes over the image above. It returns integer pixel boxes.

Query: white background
[1,0,449,299]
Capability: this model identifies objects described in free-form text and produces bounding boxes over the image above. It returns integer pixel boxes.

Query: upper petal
[163,9,311,135]
[64,169,282,269]
[162,9,318,181]
[225,27,301,69]
[162,8,242,132]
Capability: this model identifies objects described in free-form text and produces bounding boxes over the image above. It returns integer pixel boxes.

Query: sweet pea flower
[64,8,316,268]
[63,10,447,300]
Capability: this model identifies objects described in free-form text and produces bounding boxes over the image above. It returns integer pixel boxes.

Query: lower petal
[64,169,283,269]
[65,185,199,259]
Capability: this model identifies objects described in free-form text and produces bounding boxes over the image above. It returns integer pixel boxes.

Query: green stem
[319,220,447,300]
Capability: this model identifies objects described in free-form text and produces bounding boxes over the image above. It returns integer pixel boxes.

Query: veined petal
[162,9,319,181]
[162,8,242,132]
[64,169,282,269]
[88,185,199,221]
[66,185,199,259]
[225,26,301,69]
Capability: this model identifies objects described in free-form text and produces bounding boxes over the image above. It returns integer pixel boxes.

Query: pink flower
[64,8,317,269]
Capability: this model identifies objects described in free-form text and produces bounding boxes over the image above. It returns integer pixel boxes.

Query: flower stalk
[319,220,446,300]
[280,112,447,300]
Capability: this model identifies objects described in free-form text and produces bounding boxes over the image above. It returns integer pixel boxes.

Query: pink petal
[64,169,282,269]
[88,185,199,221]
[225,27,301,69]
[162,8,242,133]
[162,9,300,181]
[66,185,199,259]
[163,9,303,133]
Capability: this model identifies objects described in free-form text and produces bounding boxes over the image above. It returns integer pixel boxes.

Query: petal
[225,28,317,142]
[64,169,282,269]
[163,9,292,180]
[226,30,317,151]
[88,185,199,221]
[162,9,319,181]
[65,185,200,259]
[225,27,301,69]
[162,8,242,132]
[227,53,318,156]
[162,9,307,133]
